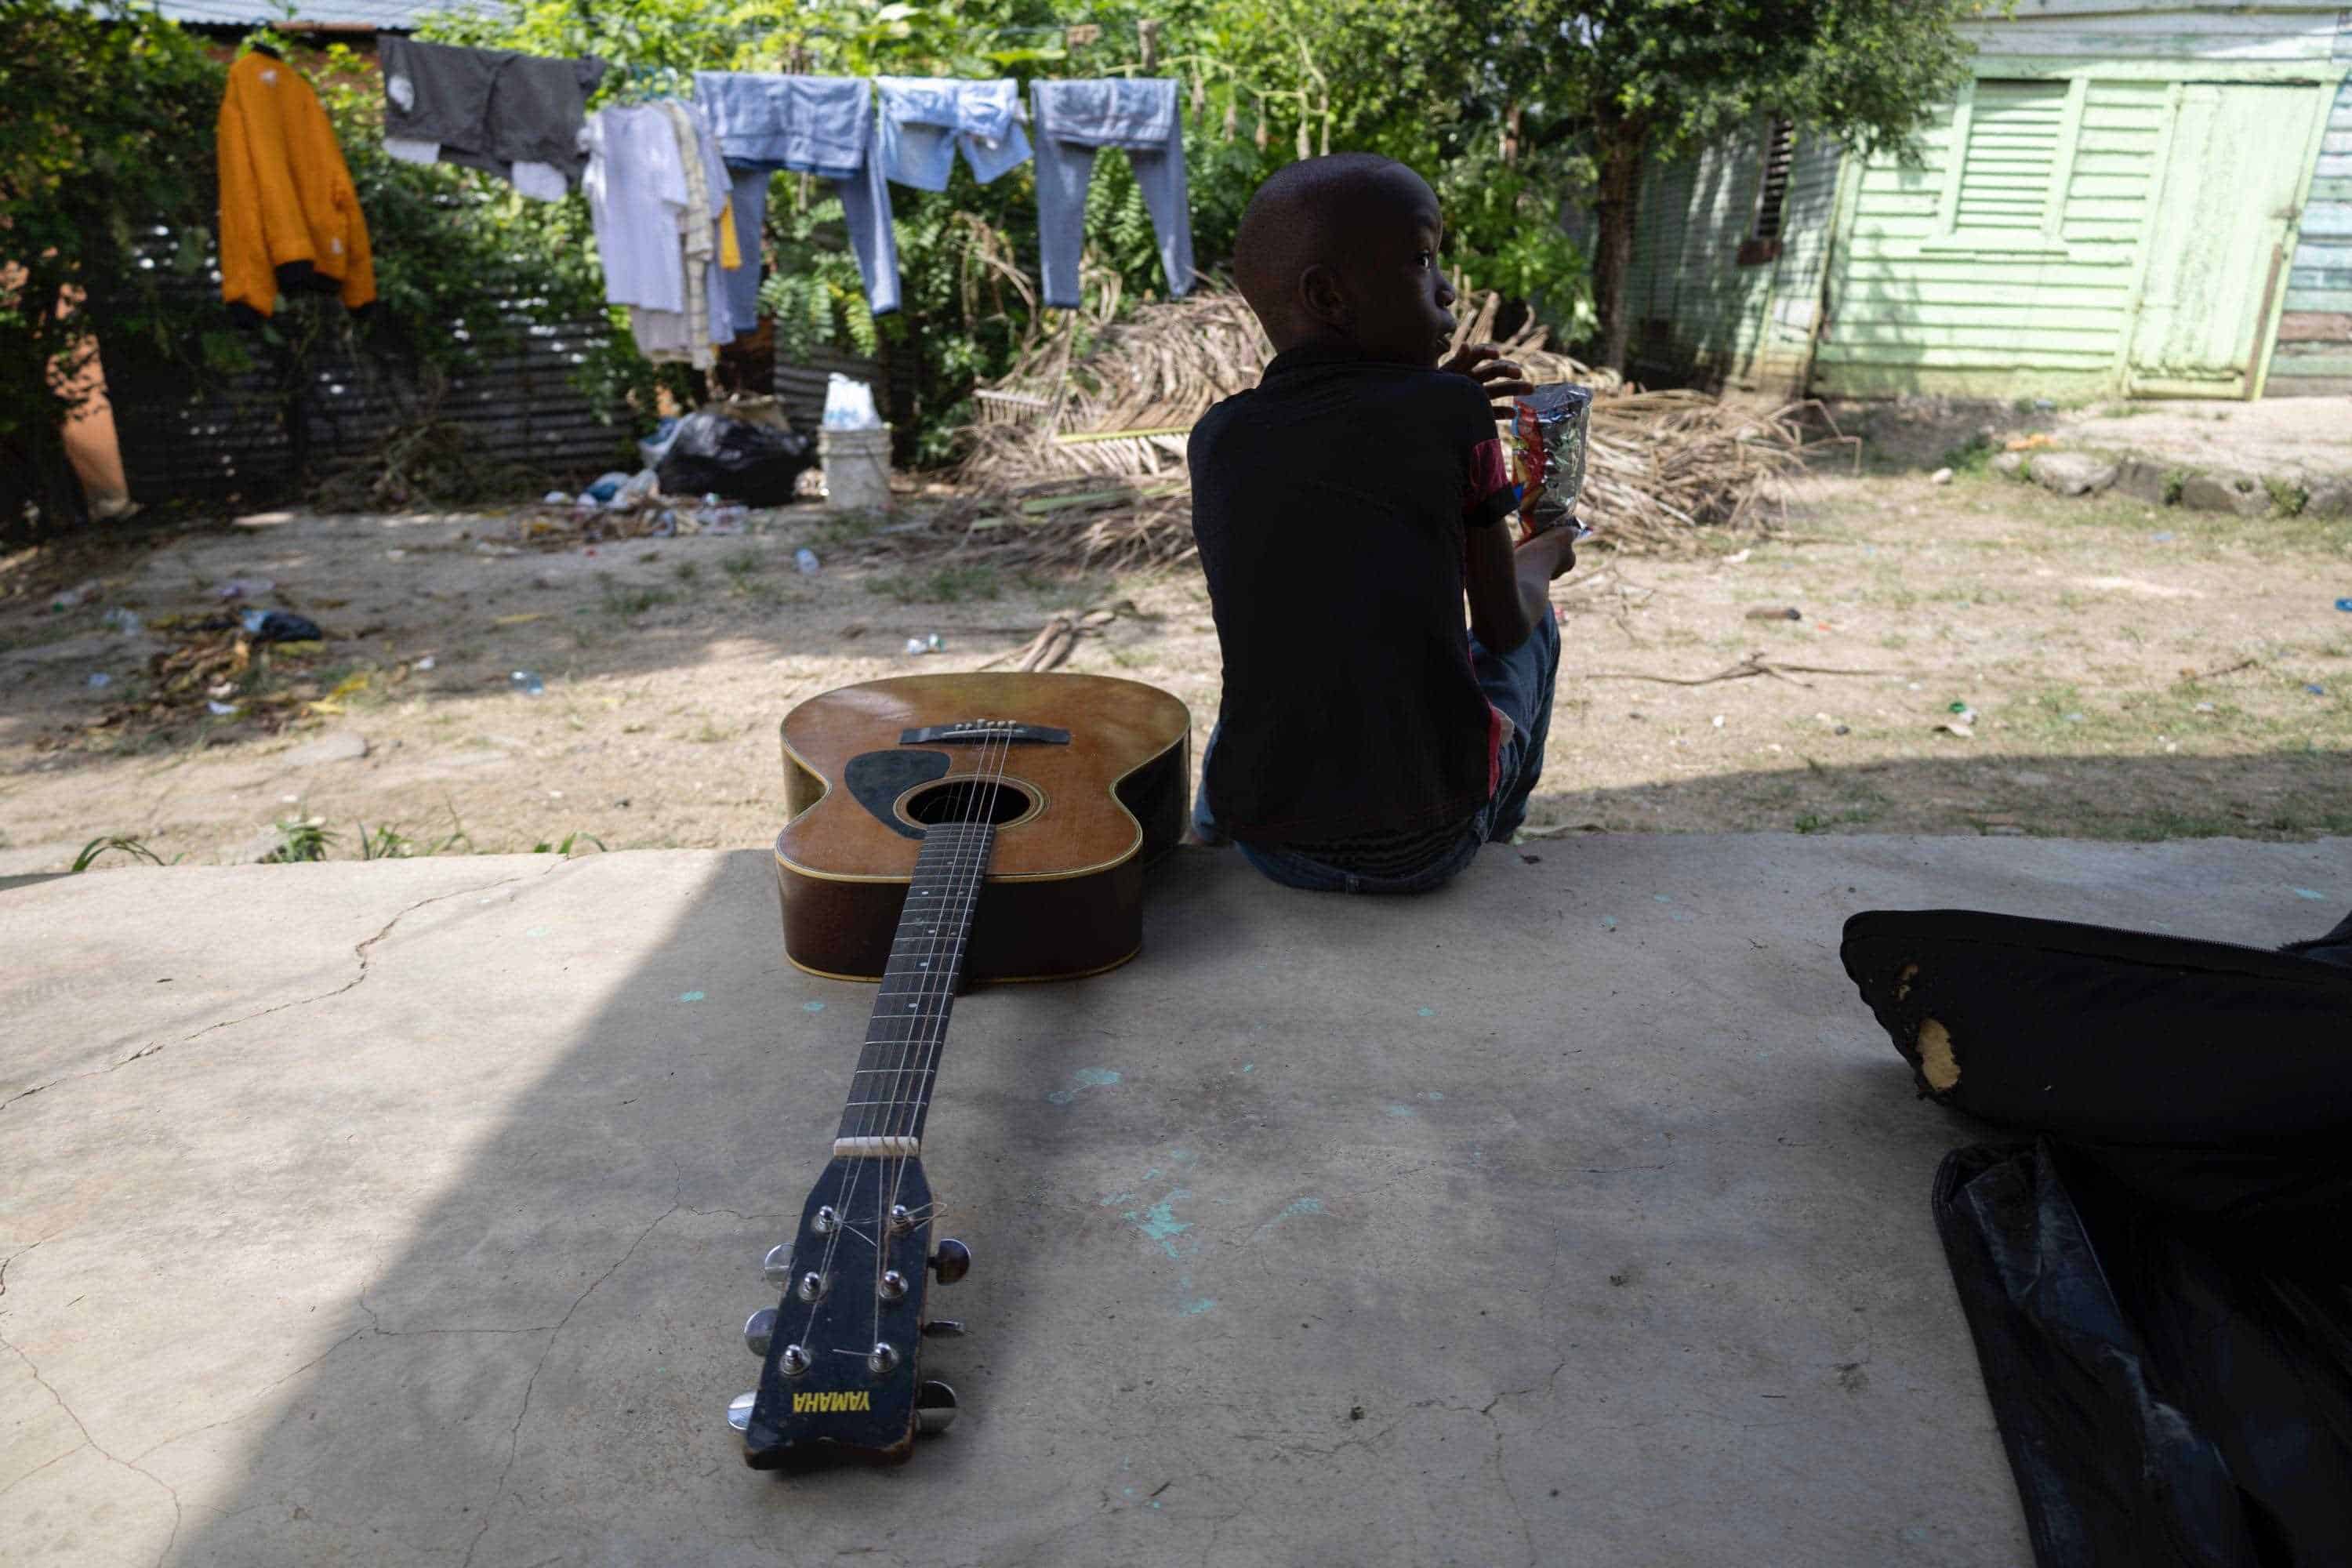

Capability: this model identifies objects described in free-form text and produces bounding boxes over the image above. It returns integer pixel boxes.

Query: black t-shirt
[1189,343,1515,847]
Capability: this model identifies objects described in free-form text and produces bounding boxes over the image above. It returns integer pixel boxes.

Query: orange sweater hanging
[216,51,376,320]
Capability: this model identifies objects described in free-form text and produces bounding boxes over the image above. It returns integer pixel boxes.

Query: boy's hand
[1519,521,1581,580]
[1442,342,1537,420]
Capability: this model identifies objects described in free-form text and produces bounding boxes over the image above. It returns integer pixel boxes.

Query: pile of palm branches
[950,281,1852,560]
[957,286,1273,488]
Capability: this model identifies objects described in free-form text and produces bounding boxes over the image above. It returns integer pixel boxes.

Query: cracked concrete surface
[2,836,2346,1565]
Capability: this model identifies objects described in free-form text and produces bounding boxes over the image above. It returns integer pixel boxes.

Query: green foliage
[266,815,336,862]
[0,0,229,532]
[759,191,882,361]
[71,835,168,872]
[866,562,1000,602]
[358,822,437,858]
[1493,0,1981,161]
[16,0,1966,506]
[426,0,1598,459]
[1941,433,1995,477]
[533,831,608,855]
[1486,0,1986,364]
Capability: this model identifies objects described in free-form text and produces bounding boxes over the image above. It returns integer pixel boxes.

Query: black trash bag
[654,411,815,506]
[1936,1140,2352,1568]
[1844,905,2352,1567]
[240,608,325,644]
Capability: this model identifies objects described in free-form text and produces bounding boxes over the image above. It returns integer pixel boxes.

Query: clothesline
[209,39,1200,372]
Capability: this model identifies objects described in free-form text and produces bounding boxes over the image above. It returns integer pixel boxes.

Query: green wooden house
[1621,1,2352,400]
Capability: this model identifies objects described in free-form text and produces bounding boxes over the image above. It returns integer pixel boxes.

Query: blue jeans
[1194,606,1562,894]
[1030,79,1194,310]
[696,73,902,320]
[874,77,1030,190]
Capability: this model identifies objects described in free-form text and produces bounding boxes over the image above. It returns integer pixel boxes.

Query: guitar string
[877,723,1011,1340]
[873,721,1014,1354]
[878,722,1009,1348]
[793,734,990,1371]
[872,723,1011,1350]
[783,721,1011,1386]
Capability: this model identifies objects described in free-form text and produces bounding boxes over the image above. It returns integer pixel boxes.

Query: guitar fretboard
[835,821,997,1144]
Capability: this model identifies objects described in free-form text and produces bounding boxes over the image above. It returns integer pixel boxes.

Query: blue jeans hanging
[694,72,902,320]
[874,77,1030,190]
[1029,78,1195,310]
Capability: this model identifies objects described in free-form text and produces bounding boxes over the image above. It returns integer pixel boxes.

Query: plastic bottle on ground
[795,548,820,575]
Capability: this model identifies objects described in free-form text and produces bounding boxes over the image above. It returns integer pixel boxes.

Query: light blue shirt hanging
[873,77,1031,190]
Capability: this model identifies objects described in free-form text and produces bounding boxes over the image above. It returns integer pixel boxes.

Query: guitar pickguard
[844,749,953,839]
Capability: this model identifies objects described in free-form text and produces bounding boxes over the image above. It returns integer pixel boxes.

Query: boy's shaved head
[1233,154,1456,361]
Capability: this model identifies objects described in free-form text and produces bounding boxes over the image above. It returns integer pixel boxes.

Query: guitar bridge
[833,1135,922,1159]
[898,720,1070,746]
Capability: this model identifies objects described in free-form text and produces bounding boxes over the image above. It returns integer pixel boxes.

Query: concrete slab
[4,836,2347,1567]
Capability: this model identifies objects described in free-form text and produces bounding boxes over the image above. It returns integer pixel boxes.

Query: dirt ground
[5,442,2350,875]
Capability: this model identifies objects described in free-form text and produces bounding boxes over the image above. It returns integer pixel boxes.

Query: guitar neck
[833,822,996,1153]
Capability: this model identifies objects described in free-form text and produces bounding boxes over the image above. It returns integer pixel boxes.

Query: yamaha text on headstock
[731,673,1190,1467]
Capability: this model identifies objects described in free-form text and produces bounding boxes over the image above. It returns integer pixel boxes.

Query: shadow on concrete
[154,845,1237,1565]
[54,826,2352,1560]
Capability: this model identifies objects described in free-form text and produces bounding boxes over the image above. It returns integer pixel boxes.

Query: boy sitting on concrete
[1189,153,1580,893]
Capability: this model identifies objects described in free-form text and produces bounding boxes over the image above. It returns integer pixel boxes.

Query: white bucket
[819,426,892,512]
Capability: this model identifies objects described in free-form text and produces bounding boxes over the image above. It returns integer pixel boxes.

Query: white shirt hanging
[584,103,688,312]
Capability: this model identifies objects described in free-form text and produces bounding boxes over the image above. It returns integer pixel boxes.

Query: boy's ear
[1298,263,1350,332]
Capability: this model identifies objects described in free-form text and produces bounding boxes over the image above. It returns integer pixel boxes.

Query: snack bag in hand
[1510,383,1593,545]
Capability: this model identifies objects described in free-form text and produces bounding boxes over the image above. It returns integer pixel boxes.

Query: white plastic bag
[615,468,661,509]
[822,373,882,430]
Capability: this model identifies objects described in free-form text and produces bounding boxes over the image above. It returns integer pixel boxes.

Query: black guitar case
[1842,905,2352,1568]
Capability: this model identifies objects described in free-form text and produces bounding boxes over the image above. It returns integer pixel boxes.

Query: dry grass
[952,282,1853,564]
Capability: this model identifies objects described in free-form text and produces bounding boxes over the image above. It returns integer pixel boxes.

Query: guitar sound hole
[902,779,1036,829]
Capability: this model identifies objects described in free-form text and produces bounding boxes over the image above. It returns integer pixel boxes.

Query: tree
[0,0,223,534]
[1493,0,1982,370]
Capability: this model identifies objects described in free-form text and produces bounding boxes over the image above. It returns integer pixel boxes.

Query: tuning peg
[929,1237,971,1284]
[914,1380,960,1436]
[744,1308,778,1358]
[727,1391,756,1432]
[920,1318,967,1339]
[761,1243,793,1285]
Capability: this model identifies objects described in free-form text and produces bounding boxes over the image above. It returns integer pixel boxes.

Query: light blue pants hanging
[874,77,1030,190]
[1030,78,1194,310]
[694,71,901,320]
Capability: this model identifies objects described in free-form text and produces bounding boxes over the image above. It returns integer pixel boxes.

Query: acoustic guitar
[728,671,1192,1468]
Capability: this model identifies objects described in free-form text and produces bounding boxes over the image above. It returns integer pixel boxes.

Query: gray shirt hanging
[377,37,607,191]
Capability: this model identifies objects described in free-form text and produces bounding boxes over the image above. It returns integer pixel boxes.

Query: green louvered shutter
[1956,81,2068,234]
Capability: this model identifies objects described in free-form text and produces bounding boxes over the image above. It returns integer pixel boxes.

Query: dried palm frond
[949,282,1851,556]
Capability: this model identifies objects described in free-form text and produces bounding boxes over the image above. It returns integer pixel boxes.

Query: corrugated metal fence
[96,237,925,506]
[103,291,633,504]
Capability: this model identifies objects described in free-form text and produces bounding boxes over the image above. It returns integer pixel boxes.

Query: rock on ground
[2302,475,2351,521]
[2029,451,2119,497]
[2112,456,2174,506]
[2179,470,2272,517]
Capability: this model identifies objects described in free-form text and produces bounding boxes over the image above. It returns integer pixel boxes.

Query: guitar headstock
[731,1156,968,1468]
